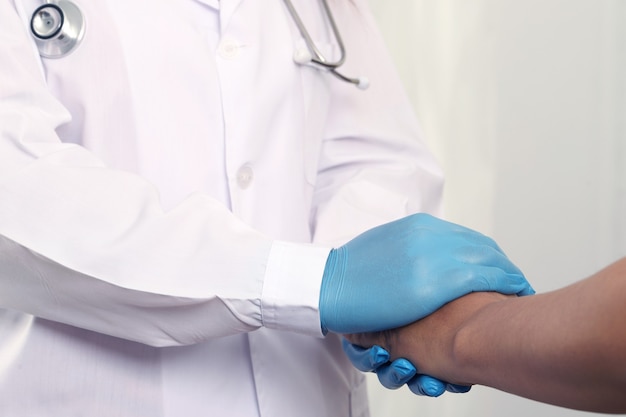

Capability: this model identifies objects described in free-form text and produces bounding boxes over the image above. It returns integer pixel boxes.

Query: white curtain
[365,1,626,416]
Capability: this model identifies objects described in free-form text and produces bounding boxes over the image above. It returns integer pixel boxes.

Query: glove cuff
[319,247,347,334]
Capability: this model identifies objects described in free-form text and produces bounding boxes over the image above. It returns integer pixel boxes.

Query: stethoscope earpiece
[31,0,85,58]
[355,77,370,90]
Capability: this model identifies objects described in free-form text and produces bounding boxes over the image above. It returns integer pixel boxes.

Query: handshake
[318,213,534,396]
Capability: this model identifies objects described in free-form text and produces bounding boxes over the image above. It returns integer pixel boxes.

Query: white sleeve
[0,1,328,347]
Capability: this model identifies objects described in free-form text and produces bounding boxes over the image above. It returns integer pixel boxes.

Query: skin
[346,257,626,413]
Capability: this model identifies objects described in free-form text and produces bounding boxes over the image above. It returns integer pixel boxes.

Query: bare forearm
[348,257,626,413]
[454,260,626,412]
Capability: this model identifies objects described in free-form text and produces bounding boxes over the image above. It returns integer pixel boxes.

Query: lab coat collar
[191,0,247,36]
[218,0,245,34]
[193,0,219,10]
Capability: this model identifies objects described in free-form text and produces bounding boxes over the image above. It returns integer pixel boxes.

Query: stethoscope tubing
[282,0,346,69]
[282,0,368,89]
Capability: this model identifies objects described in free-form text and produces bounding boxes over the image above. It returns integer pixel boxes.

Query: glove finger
[459,230,506,255]
[516,284,536,297]
[458,245,523,276]
[480,269,535,296]
[458,263,534,297]
[375,358,417,389]
[407,374,447,397]
[341,339,389,372]
[446,383,472,393]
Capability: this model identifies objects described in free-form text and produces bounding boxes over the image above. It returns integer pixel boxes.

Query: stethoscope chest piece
[31,1,85,58]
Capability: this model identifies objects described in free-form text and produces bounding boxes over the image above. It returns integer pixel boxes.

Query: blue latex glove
[342,339,471,397]
[319,213,533,334]
[408,374,471,396]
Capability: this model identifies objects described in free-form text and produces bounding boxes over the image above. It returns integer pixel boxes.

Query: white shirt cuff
[261,240,331,337]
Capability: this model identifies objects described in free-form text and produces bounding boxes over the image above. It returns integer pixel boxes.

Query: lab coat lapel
[219,0,245,34]
[194,0,220,9]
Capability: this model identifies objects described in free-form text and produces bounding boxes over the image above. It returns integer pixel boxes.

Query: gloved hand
[341,339,471,396]
[319,213,534,334]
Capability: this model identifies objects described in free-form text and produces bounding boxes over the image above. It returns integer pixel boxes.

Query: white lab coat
[0,0,443,415]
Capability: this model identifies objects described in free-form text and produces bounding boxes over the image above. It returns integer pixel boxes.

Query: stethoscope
[29,0,368,89]
[30,0,85,59]
[283,0,369,89]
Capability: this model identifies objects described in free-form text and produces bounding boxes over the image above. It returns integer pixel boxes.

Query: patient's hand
[345,292,508,386]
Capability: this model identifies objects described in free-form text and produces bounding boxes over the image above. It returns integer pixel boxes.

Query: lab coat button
[218,38,240,60]
[236,165,254,189]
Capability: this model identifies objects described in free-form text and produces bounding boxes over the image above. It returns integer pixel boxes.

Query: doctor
[0,0,532,416]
